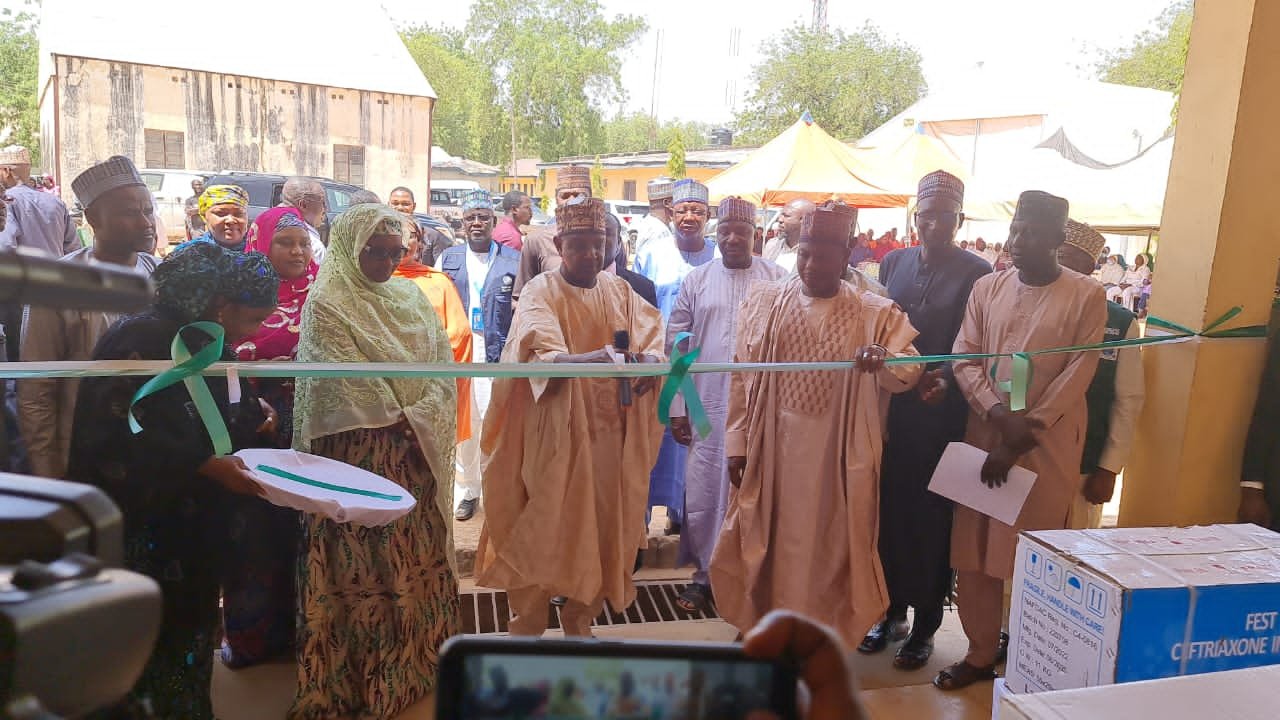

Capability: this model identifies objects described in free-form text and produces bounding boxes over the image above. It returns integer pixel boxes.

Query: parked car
[412,212,456,243]
[202,172,363,246]
[603,200,649,227]
[139,169,214,242]
[429,180,483,224]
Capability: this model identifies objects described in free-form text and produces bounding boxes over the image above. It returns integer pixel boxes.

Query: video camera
[1,248,161,719]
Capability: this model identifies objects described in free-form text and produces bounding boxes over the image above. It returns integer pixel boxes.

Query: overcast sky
[380,0,1179,124]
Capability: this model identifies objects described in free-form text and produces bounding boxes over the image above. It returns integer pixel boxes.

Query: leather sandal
[933,661,996,691]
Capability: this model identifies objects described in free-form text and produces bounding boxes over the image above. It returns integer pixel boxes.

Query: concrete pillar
[1119,0,1280,526]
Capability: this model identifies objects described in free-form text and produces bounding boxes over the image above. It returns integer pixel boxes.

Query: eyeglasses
[361,245,407,262]
[915,211,960,226]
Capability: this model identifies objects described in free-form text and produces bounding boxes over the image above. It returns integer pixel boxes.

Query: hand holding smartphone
[437,637,799,720]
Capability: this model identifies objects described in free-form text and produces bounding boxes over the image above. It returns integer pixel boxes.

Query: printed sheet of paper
[928,442,1037,526]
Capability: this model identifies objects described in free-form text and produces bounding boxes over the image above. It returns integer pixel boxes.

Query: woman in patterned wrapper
[289,203,461,719]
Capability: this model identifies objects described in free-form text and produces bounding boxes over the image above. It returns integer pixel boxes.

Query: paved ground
[213,567,998,720]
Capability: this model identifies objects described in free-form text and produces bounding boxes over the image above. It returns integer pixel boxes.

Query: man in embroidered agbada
[476,196,666,636]
[935,190,1106,691]
[709,201,923,646]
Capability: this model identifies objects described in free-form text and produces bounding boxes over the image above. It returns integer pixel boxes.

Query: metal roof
[38,0,436,99]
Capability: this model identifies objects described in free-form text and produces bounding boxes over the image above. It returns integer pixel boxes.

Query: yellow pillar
[1120,0,1280,527]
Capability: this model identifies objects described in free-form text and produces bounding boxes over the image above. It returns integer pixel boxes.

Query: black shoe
[893,633,936,670]
[857,617,909,654]
[455,498,479,521]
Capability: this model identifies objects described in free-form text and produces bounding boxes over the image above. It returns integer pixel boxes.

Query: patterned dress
[290,427,461,719]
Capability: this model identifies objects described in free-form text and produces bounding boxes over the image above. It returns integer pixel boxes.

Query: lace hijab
[292,204,457,521]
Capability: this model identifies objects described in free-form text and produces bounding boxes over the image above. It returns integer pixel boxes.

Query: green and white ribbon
[3,307,1266,454]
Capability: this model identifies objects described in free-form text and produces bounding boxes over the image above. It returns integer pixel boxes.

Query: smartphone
[436,636,799,720]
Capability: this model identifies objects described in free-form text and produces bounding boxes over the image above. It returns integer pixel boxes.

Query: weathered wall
[48,57,432,204]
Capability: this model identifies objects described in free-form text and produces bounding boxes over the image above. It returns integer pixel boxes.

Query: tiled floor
[211,570,998,720]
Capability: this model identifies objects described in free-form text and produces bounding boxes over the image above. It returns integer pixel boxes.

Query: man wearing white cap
[632,176,675,258]
[0,145,80,360]
[18,156,160,478]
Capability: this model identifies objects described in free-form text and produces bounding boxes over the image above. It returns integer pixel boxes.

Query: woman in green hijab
[290,203,461,719]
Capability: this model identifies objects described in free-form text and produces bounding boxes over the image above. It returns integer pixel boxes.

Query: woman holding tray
[290,203,461,719]
[67,242,281,719]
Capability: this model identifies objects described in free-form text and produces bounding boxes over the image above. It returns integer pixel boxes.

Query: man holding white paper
[935,190,1106,691]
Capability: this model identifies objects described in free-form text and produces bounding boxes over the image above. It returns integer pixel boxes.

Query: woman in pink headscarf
[221,205,317,670]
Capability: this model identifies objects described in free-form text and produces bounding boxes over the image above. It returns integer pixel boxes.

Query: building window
[144,129,184,169]
[623,180,637,201]
[333,144,365,186]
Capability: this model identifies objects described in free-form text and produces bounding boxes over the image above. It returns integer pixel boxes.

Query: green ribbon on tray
[10,307,1265,456]
[255,464,404,502]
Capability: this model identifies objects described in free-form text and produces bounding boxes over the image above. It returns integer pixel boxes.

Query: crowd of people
[0,137,1180,718]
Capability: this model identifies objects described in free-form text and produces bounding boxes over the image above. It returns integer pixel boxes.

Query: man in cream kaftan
[476,197,666,636]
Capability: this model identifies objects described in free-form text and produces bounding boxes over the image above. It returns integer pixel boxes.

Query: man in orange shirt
[396,220,473,442]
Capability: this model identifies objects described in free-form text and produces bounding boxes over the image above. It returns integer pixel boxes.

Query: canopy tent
[706,114,910,208]
[964,133,1174,232]
[850,132,969,196]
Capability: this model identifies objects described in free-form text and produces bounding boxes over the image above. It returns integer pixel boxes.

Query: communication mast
[812,0,828,31]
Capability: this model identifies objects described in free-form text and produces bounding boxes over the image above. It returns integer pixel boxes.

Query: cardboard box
[999,665,1280,719]
[1006,524,1280,694]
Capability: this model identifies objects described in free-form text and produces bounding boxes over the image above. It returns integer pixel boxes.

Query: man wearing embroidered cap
[710,201,923,646]
[634,177,720,534]
[512,164,592,300]
[436,189,520,522]
[861,170,991,669]
[18,155,161,479]
[938,191,1106,691]
[1057,220,1144,531]
[665,196,785,613]
[0,145,80,360]
[478,196,666,637]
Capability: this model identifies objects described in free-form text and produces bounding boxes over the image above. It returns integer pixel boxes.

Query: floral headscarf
[154,242,278,324]
[292,204,457,555]
[236,207,318,361]
[198,184,249,216]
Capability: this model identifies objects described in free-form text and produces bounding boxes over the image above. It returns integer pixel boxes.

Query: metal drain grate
[460,581,721,634]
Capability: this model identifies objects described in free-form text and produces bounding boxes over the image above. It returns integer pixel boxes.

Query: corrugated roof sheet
[39,0,435,98]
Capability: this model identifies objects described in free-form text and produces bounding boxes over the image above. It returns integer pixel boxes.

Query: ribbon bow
[129,321,232,456]
[658,332,712,440]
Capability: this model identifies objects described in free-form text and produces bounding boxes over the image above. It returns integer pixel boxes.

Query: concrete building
[499,158,541,197]
[37,0,436,205]
[539,146,752,203]
[430,147,501,193]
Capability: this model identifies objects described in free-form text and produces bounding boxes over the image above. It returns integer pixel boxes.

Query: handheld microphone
[614,330,632,407]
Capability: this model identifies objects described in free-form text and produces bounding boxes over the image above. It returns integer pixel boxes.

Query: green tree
[465,0,646,161]
[1098,1,1191,93]
[734,23,925,145]
[601,112,714,154]
[590,155,605,197]
[1097,0,1191,121]
[666,132,686,179]
[401,25,508,166]
[0,5,40,165]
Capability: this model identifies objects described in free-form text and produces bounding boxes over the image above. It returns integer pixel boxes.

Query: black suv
[202,172,364,243]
